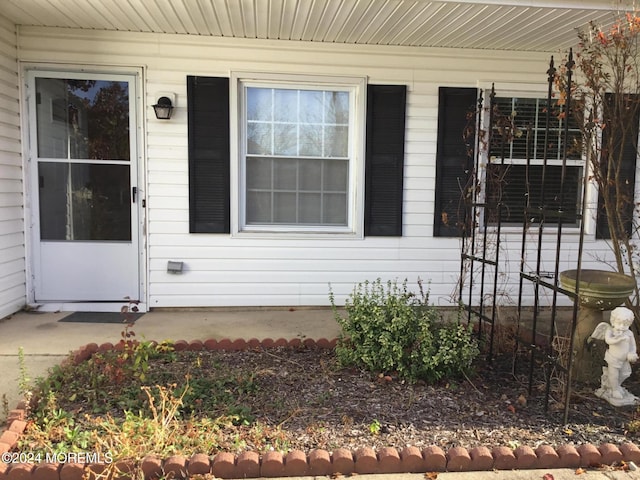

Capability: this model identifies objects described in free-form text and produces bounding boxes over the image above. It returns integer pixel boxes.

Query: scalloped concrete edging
[1,338,640,479]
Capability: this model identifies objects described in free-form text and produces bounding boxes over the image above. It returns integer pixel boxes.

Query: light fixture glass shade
[153,96,174,119]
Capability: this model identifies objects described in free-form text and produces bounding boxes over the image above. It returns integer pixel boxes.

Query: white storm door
[29,72,140,302]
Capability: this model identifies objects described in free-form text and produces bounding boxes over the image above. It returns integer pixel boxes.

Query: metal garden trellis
[459,51,586,424]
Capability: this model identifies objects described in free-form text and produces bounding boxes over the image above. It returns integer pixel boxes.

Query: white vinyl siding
[0,15,25,319]
[15,26,628,309]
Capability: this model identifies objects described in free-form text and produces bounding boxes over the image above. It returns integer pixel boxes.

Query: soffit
[1,0,629,52]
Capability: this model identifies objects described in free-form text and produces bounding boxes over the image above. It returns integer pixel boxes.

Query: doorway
[27,70,142,304]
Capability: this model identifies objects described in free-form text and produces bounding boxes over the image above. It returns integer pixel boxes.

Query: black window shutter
[187,76,230,233]
[596,93,639,239]
[434,87,477,237]
[365,85,406,236]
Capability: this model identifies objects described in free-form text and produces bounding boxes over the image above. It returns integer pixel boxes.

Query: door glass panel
[38,163,131,241]
[36,78,130,160]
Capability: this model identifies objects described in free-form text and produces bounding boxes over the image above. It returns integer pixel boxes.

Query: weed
[121,297,140,323]
[227,405,255,426]
[17,347,32,416]
[1,394,8,419]
[313,390,333,406]
[628,404,640,434]
[368,419,381,435]
[19,392,92,455]
[117,325,168,383]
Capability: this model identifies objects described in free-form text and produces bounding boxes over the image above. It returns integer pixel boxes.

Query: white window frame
[480,83,592,233]
[230,72,367,238]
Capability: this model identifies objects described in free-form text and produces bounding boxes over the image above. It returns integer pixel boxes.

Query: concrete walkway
[266,471,640,479]
[1,308,640,480]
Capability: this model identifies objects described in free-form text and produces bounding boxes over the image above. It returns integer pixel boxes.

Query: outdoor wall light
[153,96,174,120]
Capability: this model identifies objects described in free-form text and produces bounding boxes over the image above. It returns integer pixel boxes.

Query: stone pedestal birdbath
[559,269,636,385]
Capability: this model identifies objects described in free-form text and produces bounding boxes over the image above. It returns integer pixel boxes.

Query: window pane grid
[244,84,351,228]
[487,96,584,226]
[246,157,348,226]
[490,97,581,162]
[247,88,349,159]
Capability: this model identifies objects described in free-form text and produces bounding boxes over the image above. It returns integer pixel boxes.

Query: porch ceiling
[2,0,630,53]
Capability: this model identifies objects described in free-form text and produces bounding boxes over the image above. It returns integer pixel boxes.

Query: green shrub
[330,278,478,383]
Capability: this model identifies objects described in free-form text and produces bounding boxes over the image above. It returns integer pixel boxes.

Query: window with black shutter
[187,77,406,237]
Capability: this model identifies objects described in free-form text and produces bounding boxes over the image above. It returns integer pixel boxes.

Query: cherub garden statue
[589,306,639,406]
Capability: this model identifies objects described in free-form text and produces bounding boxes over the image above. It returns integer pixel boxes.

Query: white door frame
[22,64,147,313]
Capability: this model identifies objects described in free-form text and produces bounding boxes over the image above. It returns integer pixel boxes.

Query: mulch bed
[88,343,640,452]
